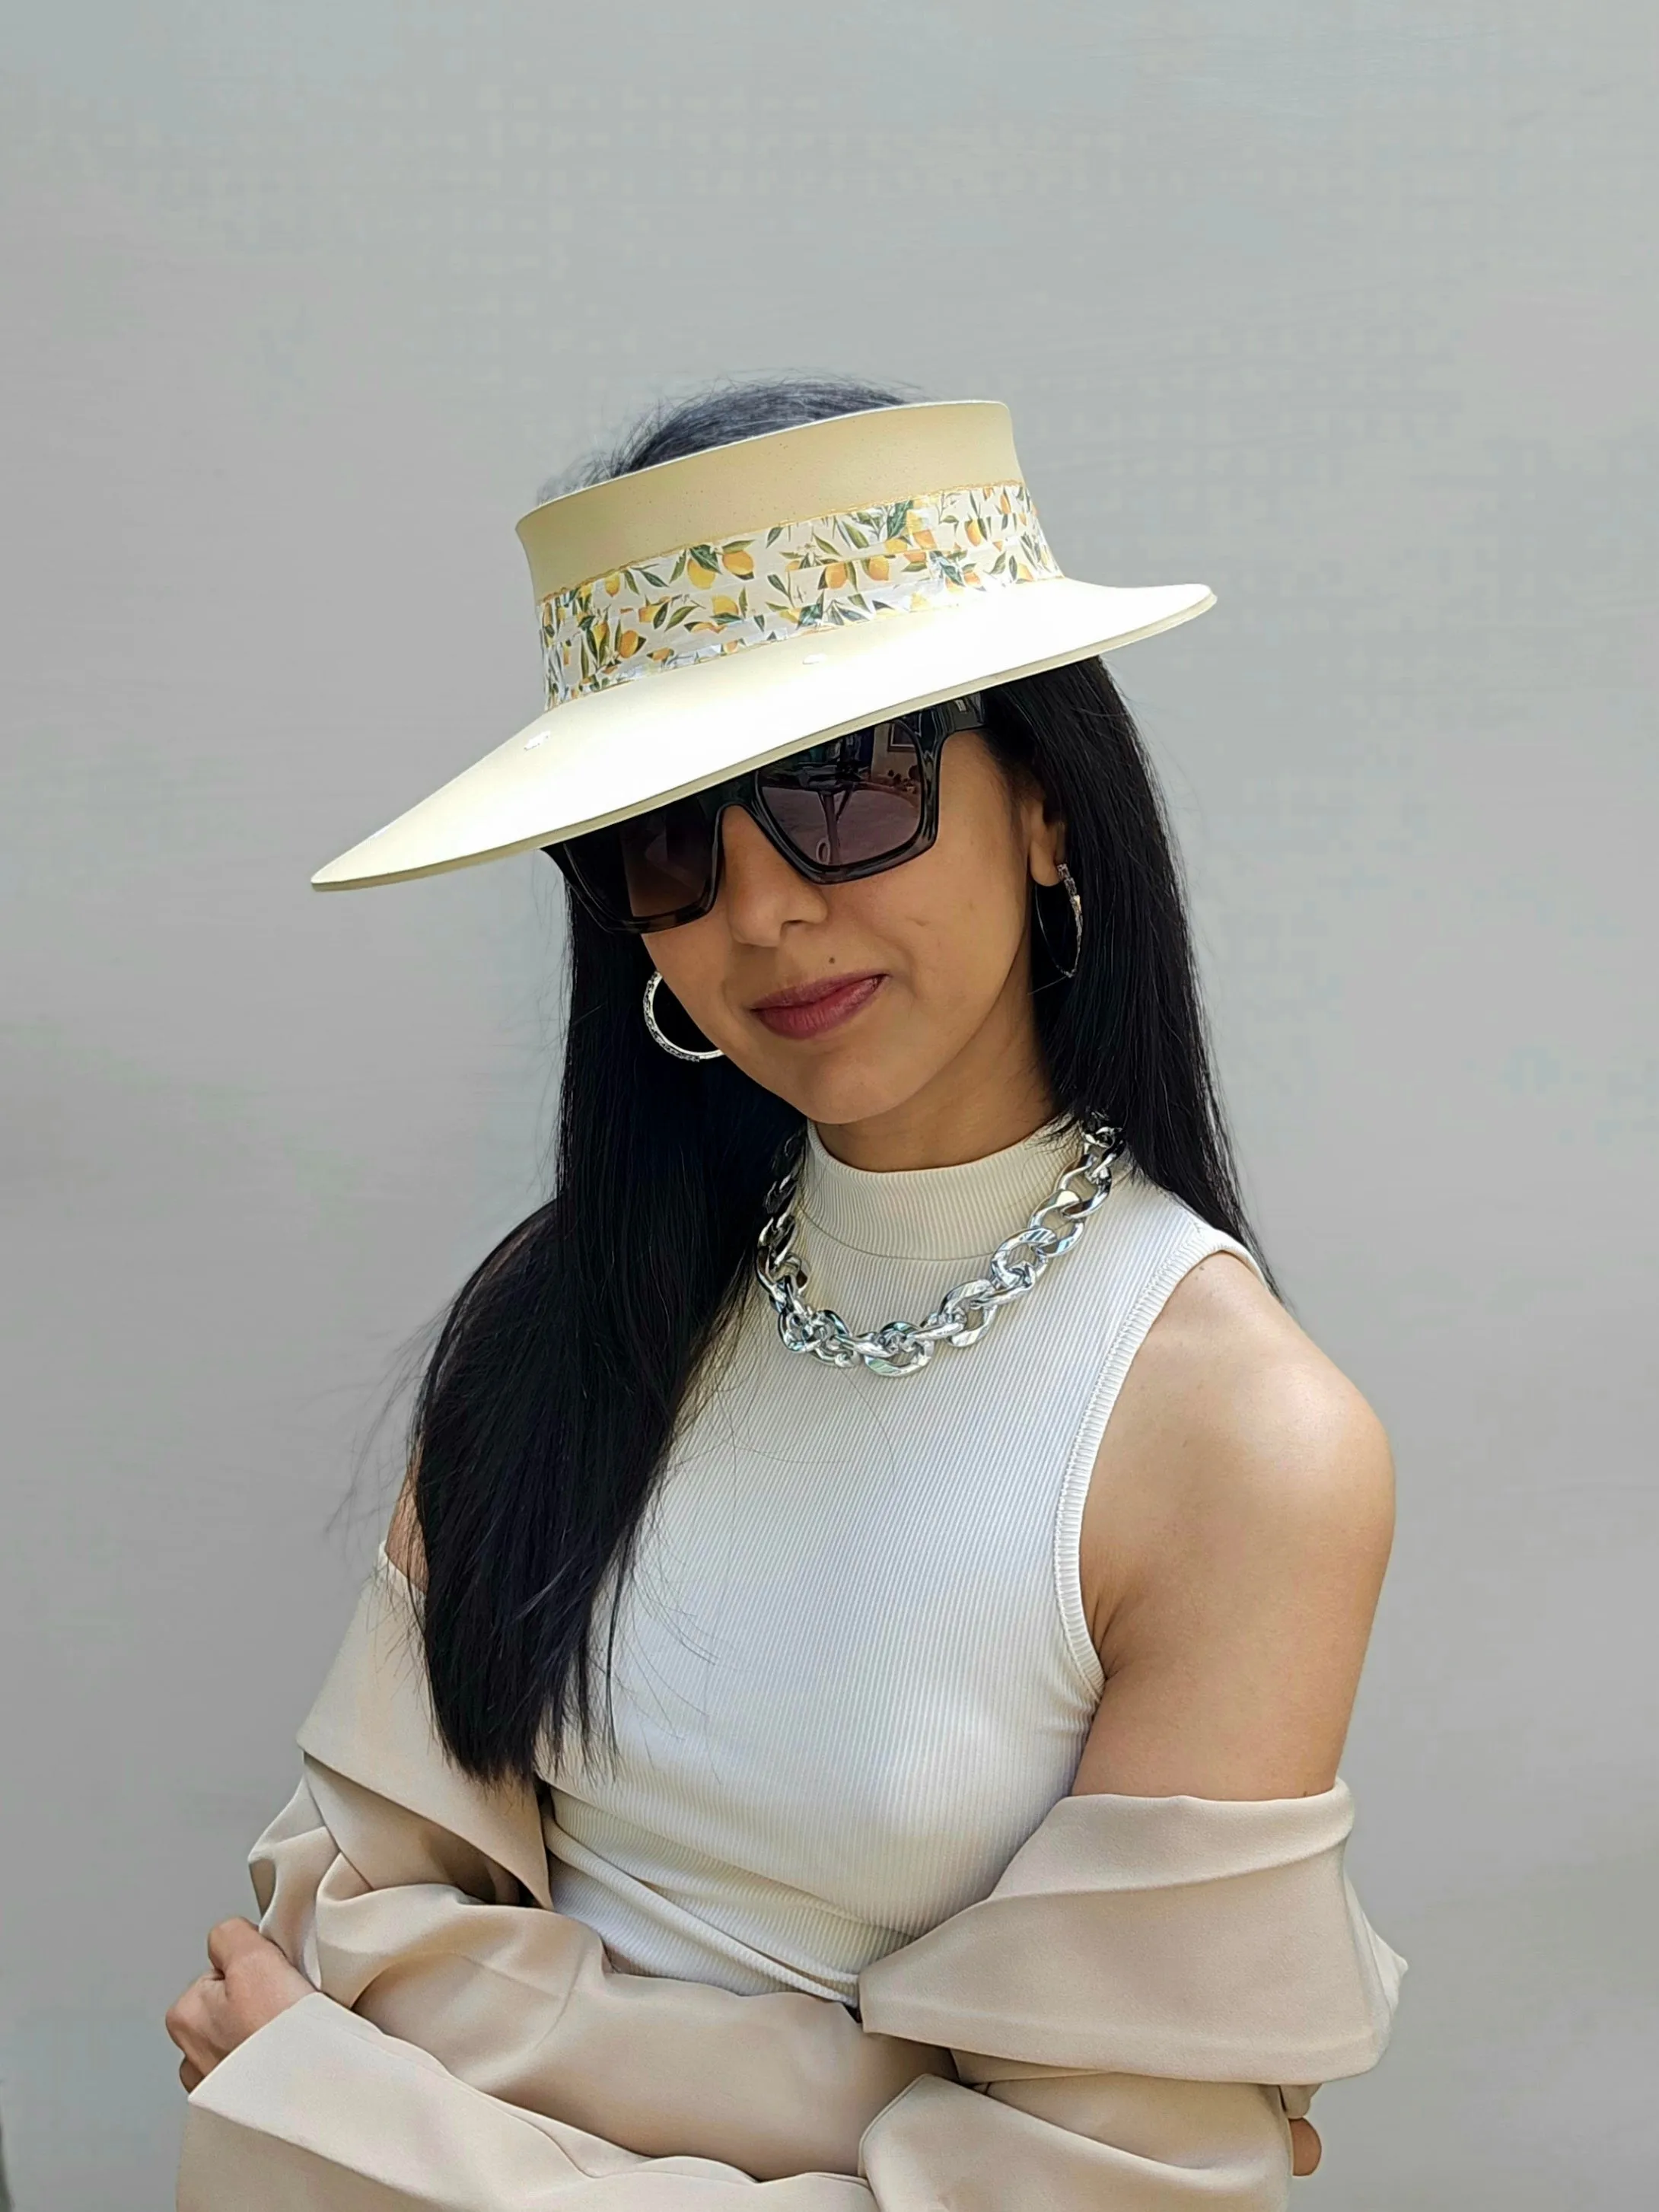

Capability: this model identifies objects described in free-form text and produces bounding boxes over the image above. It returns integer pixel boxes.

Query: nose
[716,804,830,944]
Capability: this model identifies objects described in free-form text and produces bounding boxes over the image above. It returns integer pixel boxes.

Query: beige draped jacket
[178,1556,1406,2210]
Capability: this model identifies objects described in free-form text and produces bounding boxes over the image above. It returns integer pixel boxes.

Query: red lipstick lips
[750,972,885,1040]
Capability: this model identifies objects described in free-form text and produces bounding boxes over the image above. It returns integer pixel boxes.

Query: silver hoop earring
[1035,861,1083,981]
[643,969,724,1062]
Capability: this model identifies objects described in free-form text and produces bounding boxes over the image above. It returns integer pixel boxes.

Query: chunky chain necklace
[754,1119,1126,1377]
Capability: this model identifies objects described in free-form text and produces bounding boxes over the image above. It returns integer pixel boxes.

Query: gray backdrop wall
[2,5,1654,2207]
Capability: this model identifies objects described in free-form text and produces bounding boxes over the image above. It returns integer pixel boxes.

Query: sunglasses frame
[544,692,988,934]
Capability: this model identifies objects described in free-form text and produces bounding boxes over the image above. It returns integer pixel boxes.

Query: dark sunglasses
[544,693,987,933]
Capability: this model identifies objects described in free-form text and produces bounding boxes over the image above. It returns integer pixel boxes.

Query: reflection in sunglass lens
[759,721,925,869]
[616,800,718,919]
[564,798,717,925]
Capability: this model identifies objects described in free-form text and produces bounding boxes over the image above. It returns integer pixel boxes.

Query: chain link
[754,1120,1126,1377]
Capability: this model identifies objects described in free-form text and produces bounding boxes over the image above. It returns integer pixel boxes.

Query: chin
[758,1058,928,1131]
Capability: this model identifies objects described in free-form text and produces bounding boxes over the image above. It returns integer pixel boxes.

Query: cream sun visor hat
[311,400,1215,890]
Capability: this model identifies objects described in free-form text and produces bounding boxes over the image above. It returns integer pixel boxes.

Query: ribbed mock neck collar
[798,1116,1087,1264]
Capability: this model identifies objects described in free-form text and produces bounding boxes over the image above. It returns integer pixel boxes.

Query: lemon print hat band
[312,402,1215,891]
[536,479,1059,709]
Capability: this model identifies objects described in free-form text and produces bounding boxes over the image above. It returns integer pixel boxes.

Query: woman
[167,380,1402,2209]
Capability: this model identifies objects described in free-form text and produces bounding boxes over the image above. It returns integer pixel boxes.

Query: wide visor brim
[310,578,1215,891]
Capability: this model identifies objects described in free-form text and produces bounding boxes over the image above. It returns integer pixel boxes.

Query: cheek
[857,848,1028,1007]
[642,920,728,1017]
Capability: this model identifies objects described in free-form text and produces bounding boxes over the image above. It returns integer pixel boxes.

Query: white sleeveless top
[542,1121,1263,2004]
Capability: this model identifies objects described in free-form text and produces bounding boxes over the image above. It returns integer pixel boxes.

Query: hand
[164,1917,313,2092]
[1290,2118,1322,2177]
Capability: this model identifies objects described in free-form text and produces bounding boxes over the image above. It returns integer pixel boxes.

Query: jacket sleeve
[236,1755,944,2179]
[853,1784,1406,2212]
[180,1557,1403,2212]
[180,1554,942,2207]
[180,1991,877,2212]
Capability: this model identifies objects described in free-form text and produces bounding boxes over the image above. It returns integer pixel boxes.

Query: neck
[813,962,1056,1173]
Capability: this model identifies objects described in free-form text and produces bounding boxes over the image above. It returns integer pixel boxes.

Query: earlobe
[1027,808,1067,891]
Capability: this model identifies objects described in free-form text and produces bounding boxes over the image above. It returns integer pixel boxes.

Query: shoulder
[386,1470,428,1590]
[1078,1246,1396,1660]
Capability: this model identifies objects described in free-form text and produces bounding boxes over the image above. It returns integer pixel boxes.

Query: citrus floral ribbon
[538,479,1059,708]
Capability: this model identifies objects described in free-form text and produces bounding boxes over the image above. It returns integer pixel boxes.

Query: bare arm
[1075,1251,1394,1802]
[1062,1251,1395,2178]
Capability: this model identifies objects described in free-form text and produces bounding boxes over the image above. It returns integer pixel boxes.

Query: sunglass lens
[565,799,715,925]
[759,723,925,870]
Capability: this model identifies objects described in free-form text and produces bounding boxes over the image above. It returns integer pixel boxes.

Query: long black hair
[408,375,1272,1787]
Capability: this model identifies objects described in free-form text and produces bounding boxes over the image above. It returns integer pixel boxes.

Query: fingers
[168,1922,313,2099]
[167,1921,257,2093]
[165,1972,224,2085]
[1289,2118,1323,2177]
[205,1916,263,1976]
[208,1917,313,2014]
